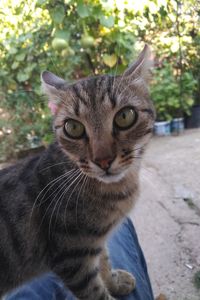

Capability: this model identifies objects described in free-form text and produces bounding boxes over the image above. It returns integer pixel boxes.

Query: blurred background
[0,1,200,299]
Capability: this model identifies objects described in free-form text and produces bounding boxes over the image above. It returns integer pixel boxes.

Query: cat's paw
[110,269,136,296]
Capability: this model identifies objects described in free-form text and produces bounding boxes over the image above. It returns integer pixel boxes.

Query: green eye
[64,119,85,139]
[114,107,137,130]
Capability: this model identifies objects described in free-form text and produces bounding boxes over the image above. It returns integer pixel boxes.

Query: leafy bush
[0,0,136,160]
[151,64,197,121]
[0,0,199,160]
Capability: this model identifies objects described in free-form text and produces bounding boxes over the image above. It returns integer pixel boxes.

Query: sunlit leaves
[99,15,115,28]
[50,5,65,24]
[77,2,90,18]
[16,72,30,82]
[15,53,26,61]
[103,54,117,67]
[0,0,199,159]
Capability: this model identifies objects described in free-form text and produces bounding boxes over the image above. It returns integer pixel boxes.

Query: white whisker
[48,171,83,238]
[111,43,121,98]
[45,169,81,235]
[29,169,75,223]
[39,162,69,172]
[75,174,88,226]
[54,171,84,235]
[62,172,85,236]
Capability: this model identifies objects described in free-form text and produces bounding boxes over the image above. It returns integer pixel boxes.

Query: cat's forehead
[64,75,115,116]
[66,74,149,113]
[71,75,114,104]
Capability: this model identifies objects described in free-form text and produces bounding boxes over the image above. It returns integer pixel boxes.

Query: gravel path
[131,129,200,300]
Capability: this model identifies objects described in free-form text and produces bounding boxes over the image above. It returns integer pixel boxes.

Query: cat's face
[42,45,155,184]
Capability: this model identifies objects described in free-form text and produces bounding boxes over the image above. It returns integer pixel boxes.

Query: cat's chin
[96,172,125,184]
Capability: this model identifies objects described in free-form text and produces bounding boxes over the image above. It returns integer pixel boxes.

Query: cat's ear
[124,44,153,83]
[41,71,66,115]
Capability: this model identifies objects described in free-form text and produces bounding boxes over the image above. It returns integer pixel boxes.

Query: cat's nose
[94,156,115,171]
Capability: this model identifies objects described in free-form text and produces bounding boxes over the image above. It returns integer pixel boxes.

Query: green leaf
[17,72,30,82]
[103,54,117,67]
[25,63,37,73]
[11,61,19,70]
[9,48,18,54]
[51,6,65,24]
[100,15,115,28]
[77,3,90,18]
[54,30,70,40]
[36,0,46,5]
[15,53,26,61]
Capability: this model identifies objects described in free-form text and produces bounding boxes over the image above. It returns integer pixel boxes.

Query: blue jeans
[5,219,154,300]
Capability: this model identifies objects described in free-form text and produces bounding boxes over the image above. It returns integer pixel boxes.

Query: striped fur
[0,45,155,299]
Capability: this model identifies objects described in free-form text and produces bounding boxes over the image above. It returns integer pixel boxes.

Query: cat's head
[41,45,155,184]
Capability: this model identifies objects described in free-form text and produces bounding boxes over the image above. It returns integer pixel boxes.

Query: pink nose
[94,156,115,171]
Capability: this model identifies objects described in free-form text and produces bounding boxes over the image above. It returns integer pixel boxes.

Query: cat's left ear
[41,71,67,115]
[124,44,153,83]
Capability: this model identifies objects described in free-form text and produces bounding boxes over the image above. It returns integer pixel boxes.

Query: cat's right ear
[124,44,153,84]
[41,71,66,115]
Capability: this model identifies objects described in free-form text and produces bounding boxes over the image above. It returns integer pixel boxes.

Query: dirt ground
[131,128,200,300]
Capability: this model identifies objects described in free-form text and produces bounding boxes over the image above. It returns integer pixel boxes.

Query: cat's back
[0,155,41,202]
[0,143,71,203]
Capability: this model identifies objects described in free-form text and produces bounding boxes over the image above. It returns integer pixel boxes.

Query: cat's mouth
[79,160,126,184]
[98,172,125,184]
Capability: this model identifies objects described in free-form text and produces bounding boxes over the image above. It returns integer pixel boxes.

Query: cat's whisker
[39,161,69,172]
[30,172,69,221]
[56,171,85,237]
[111,43,121,99]
[34,176,70,236]
[29,168,77,223]
[80,175,88,214]
[36,169,77,206]
[38,170,81,236]
[46,169,80,207]
[64,170,84,217]
[75,174,88,226]
[54,171,84,235]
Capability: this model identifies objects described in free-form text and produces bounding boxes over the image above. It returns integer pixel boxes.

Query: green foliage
[0,0,136,160]
[0,0,199,160]
[151,64,196,121]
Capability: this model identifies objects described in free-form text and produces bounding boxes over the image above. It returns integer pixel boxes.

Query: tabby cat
[0,45,155,299]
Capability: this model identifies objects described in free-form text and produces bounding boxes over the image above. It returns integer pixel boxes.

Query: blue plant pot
[171,118,184,134]
[154,121,171,136]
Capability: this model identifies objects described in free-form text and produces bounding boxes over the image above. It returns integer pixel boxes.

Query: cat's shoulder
[0,154,41,181]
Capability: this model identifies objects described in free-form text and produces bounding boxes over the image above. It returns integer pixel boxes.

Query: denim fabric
[5,218,154,300]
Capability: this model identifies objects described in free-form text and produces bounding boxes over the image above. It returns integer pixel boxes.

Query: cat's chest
[62,186,135,233]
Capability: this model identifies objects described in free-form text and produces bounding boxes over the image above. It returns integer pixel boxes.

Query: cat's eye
[114,107,137,130]
[64,119,85,139]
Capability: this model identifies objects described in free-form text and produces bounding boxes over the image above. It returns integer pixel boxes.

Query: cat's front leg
[53,258,116,300]
[100,248,136,296]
